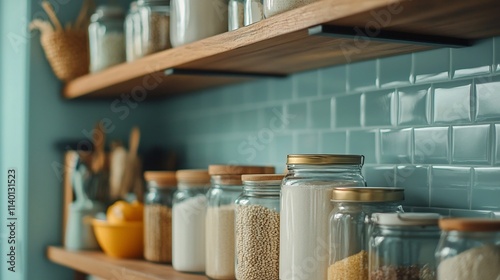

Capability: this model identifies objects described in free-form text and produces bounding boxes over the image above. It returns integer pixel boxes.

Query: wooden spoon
[120,127,140,200]
[91,122,106,174]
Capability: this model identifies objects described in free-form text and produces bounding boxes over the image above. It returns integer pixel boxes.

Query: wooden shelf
[64,0,500,99]
[47,246,207,280]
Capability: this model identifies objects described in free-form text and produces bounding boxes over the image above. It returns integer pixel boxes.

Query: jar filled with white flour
[280,154,366,280]
[172,169,211,273]
[206,165,275,280]
[436,218,500,280]
[264,0,318,18]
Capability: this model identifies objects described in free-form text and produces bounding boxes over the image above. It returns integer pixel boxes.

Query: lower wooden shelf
[47,246,207,280]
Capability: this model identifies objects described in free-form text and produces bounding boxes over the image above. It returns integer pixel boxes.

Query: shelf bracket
[308,25,473,48]
[164,68,287,78]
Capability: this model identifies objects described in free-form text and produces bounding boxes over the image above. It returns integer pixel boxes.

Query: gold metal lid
[241,174,285,182]
[331,187,404,202]
[144,171,177,187]
[208,165,275,175]
[439,218,500,232]
[287,154,364,165]
[176,169,210,184]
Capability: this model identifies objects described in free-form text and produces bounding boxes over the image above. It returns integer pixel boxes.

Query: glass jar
[436,218,500,280]
[235,174,283,280]
[280,154,366,280]
[229,0,245,31]
[88,5,126,73]
[170,0,228,47]
[369,213,441,280]
[172,169,210,273]
[264,0,318,18]
[137,0,171,58]
[125,2,141,62]
[244,0,264,26]
[206,165,275,280]
[144,171,177,263]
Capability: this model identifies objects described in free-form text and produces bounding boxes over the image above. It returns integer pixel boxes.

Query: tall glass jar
[328,187,404,280]
[369,213,440,280]
[235,174,283,280]
[144,171,177,263]
[228,0,244,31]
[264,0,318,18]
[244,0,264,26]
[88,5,126,73]
[170,0,228,47]
[206,165,275,280]
[137,0,171,58]
[280,154,366,280]
[125,2,140,62]
[172,169,210,273]
[436,218,500,280]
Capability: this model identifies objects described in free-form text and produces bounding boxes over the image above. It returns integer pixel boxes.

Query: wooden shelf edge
[47,246,207,280]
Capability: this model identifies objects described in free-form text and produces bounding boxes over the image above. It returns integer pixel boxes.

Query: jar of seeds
[206,165,275,280]
[125,2,141,62]
[235,174,283,280]
[229,0,244,31]
[144,171,177,263]
[88,5,126,73]
[137,0,171,58]
[244,0,264,26]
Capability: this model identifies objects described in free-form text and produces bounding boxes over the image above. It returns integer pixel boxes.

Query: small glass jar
[88,5,126,73]
[244,0,264,26]
[229,0,245,31]
[369,213,441,280]
[264,0,318,18]
[328,187,404,280]
[170,0,228,47]
[125,2,141,62]
[144,171,177,263]
[137,0,171,58]
[436,218,500,280]
[172,169,211,273]
[206,165,275,280]
[280,154,366,280]
[235,174,283,280]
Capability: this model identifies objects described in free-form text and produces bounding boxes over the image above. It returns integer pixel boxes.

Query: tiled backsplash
[162,37,500,217]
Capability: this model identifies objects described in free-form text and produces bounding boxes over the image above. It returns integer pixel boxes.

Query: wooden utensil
[120,127,141,200]
[109,141,127,201]
[91,122,106,174]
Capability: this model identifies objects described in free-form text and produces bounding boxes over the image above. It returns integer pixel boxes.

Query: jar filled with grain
[244,0,264,26]
[228,0,245,31]
[235,174,283,280]
[264,0,318,18]
[369,213,440,280]
[125,2,141,62]
[436,218,500,280]
[328,187,404,280]
[136,0,171,58]
[88,5,126,73]
[206,165,275,280]
[280,154,366,280]
[172,169,211,273]
[144,171,177,263]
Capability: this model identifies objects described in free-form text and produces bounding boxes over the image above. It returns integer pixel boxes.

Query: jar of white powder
[280,154,366,280]
[229,0,244,31]
[136,0,171,58]
[244,0,264,26]
[436,218,500,280]
[369,213,441,280]
[263,0,318,18]
[88,5,126,73]
[206,165,275,280]
[235,174,283,280]
[170,0,228,47]
[172,169,210,273]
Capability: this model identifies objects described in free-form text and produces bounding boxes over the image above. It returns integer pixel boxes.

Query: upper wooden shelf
[63,0,500,99]
[47,246,207,280]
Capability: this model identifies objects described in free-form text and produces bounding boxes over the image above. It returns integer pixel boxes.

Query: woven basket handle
[41,1,63,31]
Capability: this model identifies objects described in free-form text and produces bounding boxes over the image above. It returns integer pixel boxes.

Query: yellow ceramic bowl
[92,219,144,259]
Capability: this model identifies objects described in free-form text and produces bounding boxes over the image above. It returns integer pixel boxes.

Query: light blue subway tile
[412,48,450,83]
[270,134,293,168]
[472,167,500,211]
[260,105,285,130]
[430,188,470,209]
[431,166,471,189]
[320,65,347,95]
[348,130,378,164]
[433,80,472,124]
[321,131,346,154]
[452,124,491,164]
[474,167,500,188]
[397,85,431,126]
[269,76,293,101]
[242,80,270,104]
[475,75,500,122]
[296,132,320,154]
[347,60,377,92]
[219,84,246,107]
[450,209,495,218]
[234,109,260,132]
[206,140,226,166]
[309,98,331,129]
[378,54,412,88]
[295,70,320,98]
[362,90,396,127]
[395,165,430,207]
[380,128,412,164]
[414,127,449,164]
[452,39,493,78]
[286,102,308,129]
[333,94,361,128]
[411,207,450,217]
[362,165,395,187]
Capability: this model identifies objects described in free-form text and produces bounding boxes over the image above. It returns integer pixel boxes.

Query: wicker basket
[40,30,89,82]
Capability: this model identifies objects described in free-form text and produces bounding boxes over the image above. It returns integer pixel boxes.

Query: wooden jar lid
[176,169,210,184]
[439,218,500,232]
[241,174,285,182]
[287,154,364,165]
[208,165,275,175]
[144,171,177,187]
